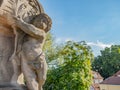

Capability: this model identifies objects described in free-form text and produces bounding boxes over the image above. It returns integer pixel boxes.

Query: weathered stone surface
[0,83,27,90]
[0,0,52,90]
[0,0,43,80]
[0,34,14,82]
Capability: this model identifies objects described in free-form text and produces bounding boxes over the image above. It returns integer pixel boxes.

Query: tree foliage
[43,33,63,63]
[92,45,120,79]
[44,41,93,90]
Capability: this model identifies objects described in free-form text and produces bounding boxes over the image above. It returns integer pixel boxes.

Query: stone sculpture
[0,0,52,90]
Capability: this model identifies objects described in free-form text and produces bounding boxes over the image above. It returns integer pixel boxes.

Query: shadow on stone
[0,82,27,90]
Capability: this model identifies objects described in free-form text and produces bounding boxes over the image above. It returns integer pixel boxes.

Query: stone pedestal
[0,83,27,90]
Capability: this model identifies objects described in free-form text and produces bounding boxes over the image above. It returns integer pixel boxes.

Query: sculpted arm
[15,18,45,39]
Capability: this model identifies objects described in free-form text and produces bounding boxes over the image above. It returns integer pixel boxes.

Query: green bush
[44,41,93,90]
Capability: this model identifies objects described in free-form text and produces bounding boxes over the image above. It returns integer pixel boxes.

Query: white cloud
[87,40,113,49]
[87,41,114,56]
[55,37,73,43]
[55,38,113,49]
[55,38,113,56]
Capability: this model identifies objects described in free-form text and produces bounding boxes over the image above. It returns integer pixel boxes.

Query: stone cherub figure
[9,13,52,90]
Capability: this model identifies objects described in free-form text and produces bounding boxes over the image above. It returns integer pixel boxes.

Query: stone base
[0,83,27,90]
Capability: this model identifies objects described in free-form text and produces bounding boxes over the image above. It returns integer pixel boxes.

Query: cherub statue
[9,13,52,90]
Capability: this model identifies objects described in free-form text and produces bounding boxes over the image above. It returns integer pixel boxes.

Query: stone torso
[22,35,45,61]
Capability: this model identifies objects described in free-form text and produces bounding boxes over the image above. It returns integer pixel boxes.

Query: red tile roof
[101,71,120,85]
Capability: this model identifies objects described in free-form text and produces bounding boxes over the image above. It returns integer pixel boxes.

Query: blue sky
[40,0,120,56]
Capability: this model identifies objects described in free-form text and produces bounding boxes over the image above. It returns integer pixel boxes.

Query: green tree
[44,41,93,90]
[43,33,59,63]
[92,45,120,79]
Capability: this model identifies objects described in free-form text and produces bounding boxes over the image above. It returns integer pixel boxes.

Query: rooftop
[101,70,120,85]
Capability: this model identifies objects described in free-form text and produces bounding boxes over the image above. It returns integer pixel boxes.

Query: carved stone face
[32,13,52,32]
[33,16,48,31]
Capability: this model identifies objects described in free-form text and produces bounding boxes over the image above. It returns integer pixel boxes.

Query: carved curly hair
[32,13,52,32]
